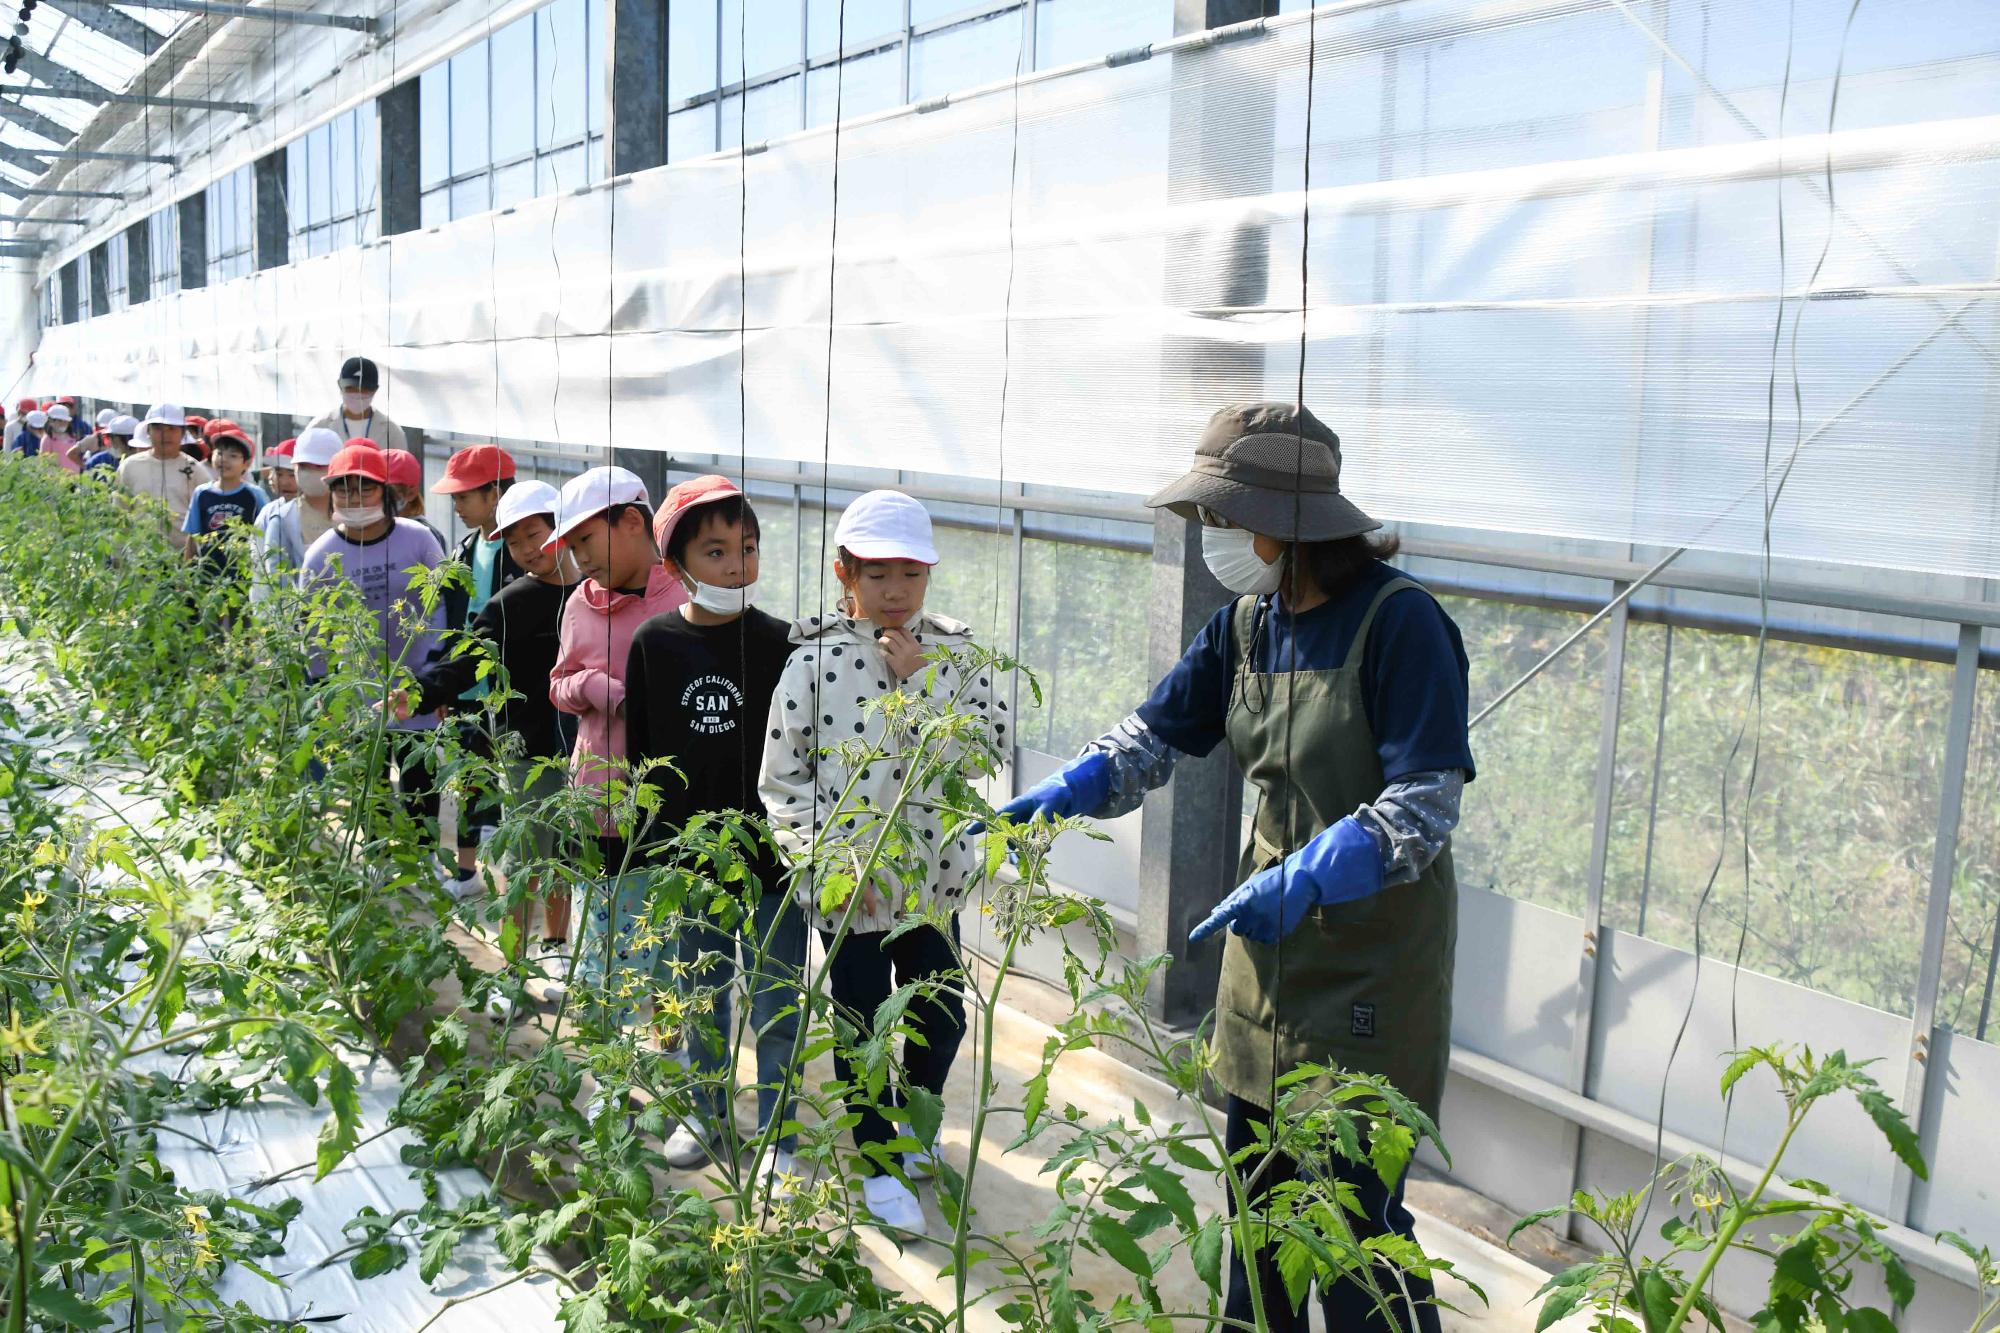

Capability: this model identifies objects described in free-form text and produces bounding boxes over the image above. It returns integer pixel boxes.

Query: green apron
[1212,578,1458,1119]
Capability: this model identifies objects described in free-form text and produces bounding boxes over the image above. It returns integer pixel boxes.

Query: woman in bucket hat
[992,402,1474,1332]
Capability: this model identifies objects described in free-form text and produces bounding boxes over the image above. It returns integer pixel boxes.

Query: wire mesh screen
[29,0,2000,575]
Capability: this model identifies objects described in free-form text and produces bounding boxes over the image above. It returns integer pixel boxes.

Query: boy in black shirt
[624,476,804,1182]
[393,481,582,976]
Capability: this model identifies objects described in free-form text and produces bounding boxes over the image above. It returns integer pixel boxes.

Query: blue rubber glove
[981,751,1114,834]
[1188,816,1385,946]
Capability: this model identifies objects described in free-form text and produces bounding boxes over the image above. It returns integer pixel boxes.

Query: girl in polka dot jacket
[756,490,1006,1233]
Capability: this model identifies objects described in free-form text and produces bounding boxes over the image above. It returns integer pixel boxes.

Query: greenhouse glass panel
[807,48,902,127]
[1945,667,2000,1045]
[1605,620,1950,1015]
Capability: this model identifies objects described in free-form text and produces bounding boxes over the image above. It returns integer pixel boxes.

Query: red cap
[208,429,255,455]
[38,400,52,411]
[202,416,241,440]
[346,435,383,450]
[432,443,516,493]
[654,474,745,555]
[57,395,75,406]
[185,414,207,430]
[270,437,298,457]
[383,448,423,490]
[326,443,390,484]
[14,398,34,412]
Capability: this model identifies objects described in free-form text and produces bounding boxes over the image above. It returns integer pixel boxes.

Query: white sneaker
[861,1173,925,1237]
[484,991,515,1021]
[903,1147,939,1182]
[662,1120,720,1169]
[753,1147,799,1200]
[443,867,483,902]
[539,976,568,1004]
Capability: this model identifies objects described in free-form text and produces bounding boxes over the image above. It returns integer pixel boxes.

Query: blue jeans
[575,871,672,1022]
[672,889,807,1150]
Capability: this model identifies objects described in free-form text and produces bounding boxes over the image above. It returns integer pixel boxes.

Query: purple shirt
[299,518,446,731]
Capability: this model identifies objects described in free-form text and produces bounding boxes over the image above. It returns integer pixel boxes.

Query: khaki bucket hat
[1145,402,1379,542]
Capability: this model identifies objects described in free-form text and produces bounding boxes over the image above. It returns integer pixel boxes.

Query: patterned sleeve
[1076,712,1182,820]
[1353,768,1466,886]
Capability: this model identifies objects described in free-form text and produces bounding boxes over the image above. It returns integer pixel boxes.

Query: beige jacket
[758,608,1008,934]
[306,406,407,451]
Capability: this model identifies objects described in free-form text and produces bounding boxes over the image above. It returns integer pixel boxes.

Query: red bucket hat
[432,443,515,493]
[654,474,745,554]
[383,449,423,490]
[326,443,390,484]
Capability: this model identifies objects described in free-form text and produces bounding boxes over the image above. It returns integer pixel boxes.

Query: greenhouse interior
[2,0,1998,1328]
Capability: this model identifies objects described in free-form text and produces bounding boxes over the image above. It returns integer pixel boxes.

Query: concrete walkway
[449,900,1591,1333]
[11,616,1587,1332]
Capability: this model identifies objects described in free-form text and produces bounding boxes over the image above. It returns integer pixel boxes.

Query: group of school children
[10,368,988,1236]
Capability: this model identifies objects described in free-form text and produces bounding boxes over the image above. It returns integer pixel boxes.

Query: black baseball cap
[337,356,381,390]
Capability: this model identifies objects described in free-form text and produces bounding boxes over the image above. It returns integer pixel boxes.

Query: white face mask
[686,576,759,615]
[1202,524,1284,596]
[298,470,330,498]
[335,504,385,526]
[341,391,374,418]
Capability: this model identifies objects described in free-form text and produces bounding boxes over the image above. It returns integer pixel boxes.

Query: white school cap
[545,465,648,551]
[293,426,344,468]
[495,479,560,536]
[142,402,187,428]
[834,489,938,565]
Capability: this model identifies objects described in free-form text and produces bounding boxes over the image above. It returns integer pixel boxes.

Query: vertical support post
[254,148,289,269]
[791,479,804,619]
[1559,593,1630,1241]
[1137,0,1275,1030]
[177,191,207,290]
[378,81,423,237]
[1008,502,1026,752]
[125,218,151,305]
[88,242,110,316]
[1896,622,1980,1226]
[257,412,291,451]
[603,0,666,495]
[607,0,666,176]
[1568,591,1629,1095]
[1137,512,1242,1027]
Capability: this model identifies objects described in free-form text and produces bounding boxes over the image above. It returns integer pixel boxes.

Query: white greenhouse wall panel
[1909,1028,2000,1243]
[1588,928,1910,1216]
[1448,887,1580,1090]
[31,0,2000,579]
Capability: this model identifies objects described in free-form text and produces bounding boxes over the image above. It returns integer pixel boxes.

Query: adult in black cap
[993,403,1474,1332]
[306,355,408,451]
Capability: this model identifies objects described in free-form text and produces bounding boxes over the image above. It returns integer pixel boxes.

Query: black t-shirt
[624,606,794,865]
[414,574,579,758]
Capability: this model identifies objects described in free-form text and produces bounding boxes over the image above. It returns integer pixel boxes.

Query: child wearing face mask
[255,427,344,597]
[757,489,1006,1237]
[299,444,447,844]
[621,475,806,1178]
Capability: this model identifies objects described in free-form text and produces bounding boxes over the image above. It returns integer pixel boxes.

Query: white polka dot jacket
[757,607,1007,935]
